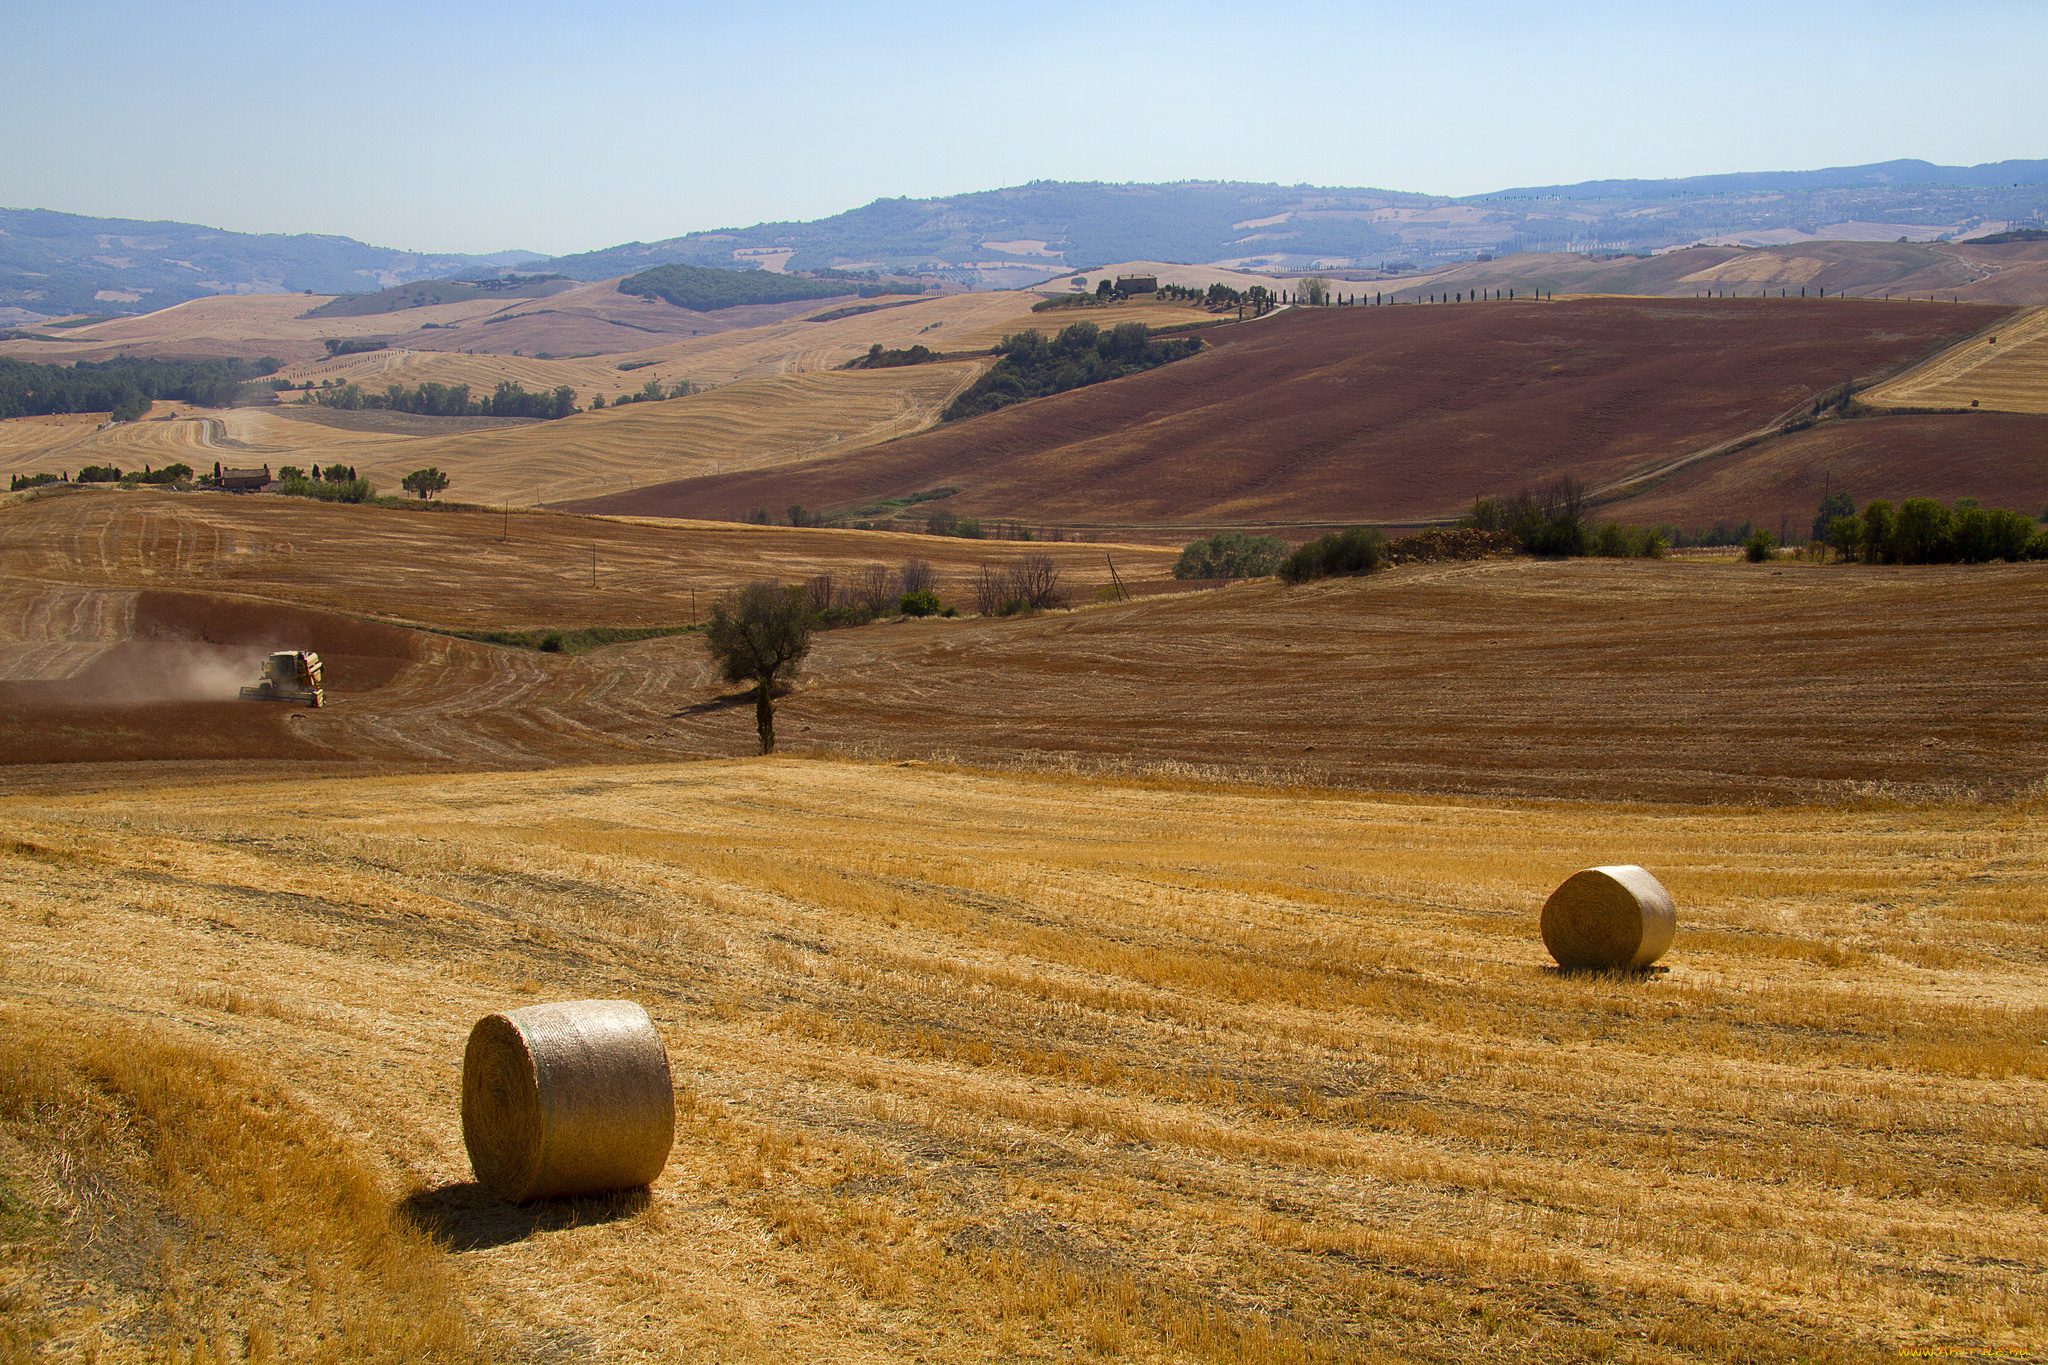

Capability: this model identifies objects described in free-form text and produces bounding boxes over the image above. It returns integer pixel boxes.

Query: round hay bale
[1539,865,1676,971]
[461,998,674,1202]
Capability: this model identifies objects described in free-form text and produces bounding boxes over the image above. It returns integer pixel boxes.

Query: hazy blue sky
[3,0,2041,256]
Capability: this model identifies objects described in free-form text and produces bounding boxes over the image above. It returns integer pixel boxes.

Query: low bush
[1744,529,1777,562]
[971,555,1067,615]
[1280,527,1385,584]
[1382,527,1521,563]
[1172,532,1287,579]
[899,590,942,617]
[277,475,376,504]
[840,343,939,370]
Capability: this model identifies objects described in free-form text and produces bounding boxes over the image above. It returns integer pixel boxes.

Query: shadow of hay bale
[1539,964,1673,981]
[399,1181,648,1252]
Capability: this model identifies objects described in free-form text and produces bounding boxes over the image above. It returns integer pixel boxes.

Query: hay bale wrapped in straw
[461,998,675,1202]
[1539,865,1676,971]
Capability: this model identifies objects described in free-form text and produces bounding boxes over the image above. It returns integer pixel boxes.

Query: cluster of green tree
[274,466,376,504]
[924,507,985,538]
[1279,527,1389,584]
[1029,293,1113,313]
[10,472,62,490]
[1461,480,1665,558]
[401,468,449,500]
[69,461,198,487]
[1148,282,1276,311]
[942,322,1202,423]
[308,379,577,419]
[1173,532,1288,579]
[1656,520,1766,549]
[123,463,193,487]
[1821,496,2046,563]
[0,355,280,421]
[599,377,693,408]
[321,339,388,357]
[617,263,856,312]
[840,343,939,370]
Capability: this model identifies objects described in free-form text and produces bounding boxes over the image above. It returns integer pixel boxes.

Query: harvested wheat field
[0,359,993,509]
[0,292,514,366]
[2,758,2043,1362]
[1864,304,2048,414]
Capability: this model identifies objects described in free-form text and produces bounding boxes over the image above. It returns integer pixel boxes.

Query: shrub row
[1824,498,2046,564]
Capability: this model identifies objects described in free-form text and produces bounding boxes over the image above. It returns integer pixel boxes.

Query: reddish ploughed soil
[5,561,2045,807]
[1605,410,2048,531]
[562,298,2011,530]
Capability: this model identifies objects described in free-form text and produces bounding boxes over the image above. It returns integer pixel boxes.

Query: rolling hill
[562,297,2017,531]
[0,206,536,320]
[528,165,2048,285]
[14,161,2044,322]
[0,290,1229,507]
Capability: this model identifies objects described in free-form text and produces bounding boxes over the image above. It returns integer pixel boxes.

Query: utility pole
[1104,554,1130,602]
[591,543,597,589]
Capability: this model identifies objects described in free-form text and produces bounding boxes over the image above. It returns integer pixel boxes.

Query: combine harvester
[240,651,324,708]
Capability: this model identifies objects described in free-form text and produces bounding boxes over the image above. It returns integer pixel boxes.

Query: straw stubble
[461,998,675,1201]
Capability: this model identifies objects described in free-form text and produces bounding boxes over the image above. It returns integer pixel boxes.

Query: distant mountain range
[6,159,2044,318]
[0,208,542,321]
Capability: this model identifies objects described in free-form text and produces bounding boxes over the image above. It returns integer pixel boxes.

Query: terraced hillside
[567,297,2013,530]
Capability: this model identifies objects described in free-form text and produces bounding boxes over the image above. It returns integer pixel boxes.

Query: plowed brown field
[1603,410,2048,530]
[4,489,2043,805]
[566,298,2012,530]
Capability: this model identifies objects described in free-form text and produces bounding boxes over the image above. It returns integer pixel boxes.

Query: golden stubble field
[0,362,991,511]
[1865,303,2048,414]
[2,760,2043,1363]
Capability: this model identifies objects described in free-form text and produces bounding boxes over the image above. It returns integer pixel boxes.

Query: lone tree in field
[402,467,450,500]
[703,581,813,755]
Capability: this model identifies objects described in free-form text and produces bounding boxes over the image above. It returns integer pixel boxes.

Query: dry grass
[2,759,2042,1362]
[1865,303,2048,413]
[0,1007,475,1362]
